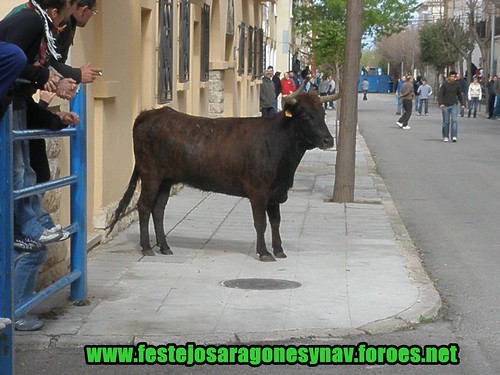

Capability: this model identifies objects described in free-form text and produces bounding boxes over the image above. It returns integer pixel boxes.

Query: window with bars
[256,28,264,78]
[201,4,210,82]
[179,0,190,83]
[158,0,173,103]
[248,25,253,77]
[238,22,245,76]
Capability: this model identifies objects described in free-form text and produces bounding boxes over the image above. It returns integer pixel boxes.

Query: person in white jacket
[467,77,482,118]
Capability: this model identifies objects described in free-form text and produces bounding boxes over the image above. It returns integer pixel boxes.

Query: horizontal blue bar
[13,127,77,141]
[13,175,78,200]
[14,270,81,319]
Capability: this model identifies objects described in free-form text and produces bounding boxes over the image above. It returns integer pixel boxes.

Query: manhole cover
[221,278,301,290]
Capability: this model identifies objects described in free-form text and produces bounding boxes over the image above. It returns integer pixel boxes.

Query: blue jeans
[419,99,429,115]
[12,106,54,239]
[14,249,47,307]
[494,95,500,117]
[468,97,479,117]
[442,104,458,139]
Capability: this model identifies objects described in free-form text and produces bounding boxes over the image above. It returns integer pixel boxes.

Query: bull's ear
[284,110,293,118]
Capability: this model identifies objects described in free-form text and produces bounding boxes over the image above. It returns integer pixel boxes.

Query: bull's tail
[107,166,140,235]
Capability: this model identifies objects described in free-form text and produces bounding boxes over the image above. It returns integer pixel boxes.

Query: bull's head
[282,83,335,150]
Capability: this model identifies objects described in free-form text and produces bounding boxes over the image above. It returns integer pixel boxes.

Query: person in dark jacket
[438,71,465,142]
[487,75,497,119]
[260,69,276,117]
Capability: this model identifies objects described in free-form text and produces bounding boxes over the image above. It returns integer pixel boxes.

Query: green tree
[419,20,458,74]
[294,0,417,203]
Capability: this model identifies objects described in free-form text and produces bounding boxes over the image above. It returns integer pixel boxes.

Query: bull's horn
[320,92,341,103]
[284,80,306,106]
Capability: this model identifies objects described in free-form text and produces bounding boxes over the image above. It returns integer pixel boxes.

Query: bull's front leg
[250,196,275,262]
[267,203,286,258]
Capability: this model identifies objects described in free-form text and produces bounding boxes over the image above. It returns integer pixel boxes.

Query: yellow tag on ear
[284,110,293,118]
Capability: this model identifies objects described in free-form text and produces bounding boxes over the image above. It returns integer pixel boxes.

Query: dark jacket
[438,80,465,107]
[51,16,82,82]
[0,8,50,88]
[260,77,276,109]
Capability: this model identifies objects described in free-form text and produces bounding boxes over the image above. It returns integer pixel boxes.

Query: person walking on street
[396,75,414,130]
[417,78,432,116]
[467,76,482,118]
[438,71,465,142]
[362,79,369,100]
[487,75,497,119]
[455,73,467,117]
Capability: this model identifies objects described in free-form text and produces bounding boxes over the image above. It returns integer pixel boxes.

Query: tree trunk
[332,0,364,203]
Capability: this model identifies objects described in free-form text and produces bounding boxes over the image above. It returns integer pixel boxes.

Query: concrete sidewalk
[17,110,441,348]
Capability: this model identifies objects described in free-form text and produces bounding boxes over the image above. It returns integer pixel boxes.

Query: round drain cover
[221,278,301,290]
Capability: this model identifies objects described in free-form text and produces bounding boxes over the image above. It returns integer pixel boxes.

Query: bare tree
[378,27,421,78]
[332,0,364,203]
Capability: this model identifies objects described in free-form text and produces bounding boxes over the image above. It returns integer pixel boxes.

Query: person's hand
[440,104,445,110]
[56,78,78,100]
[57,111,80,126]
[80,63,102,83]
[44,70,60,92]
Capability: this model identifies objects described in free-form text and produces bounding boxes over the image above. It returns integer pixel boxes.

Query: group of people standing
[396,71,485,142]
[0,0,100,331]
[260,66,336,117]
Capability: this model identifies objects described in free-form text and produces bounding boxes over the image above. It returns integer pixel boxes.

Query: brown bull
[108,87,338,261]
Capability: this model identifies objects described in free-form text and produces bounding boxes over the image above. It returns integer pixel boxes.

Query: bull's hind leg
[137,178,162,256]
[267,203,287,259]
[250,196,275,262]
[152,180,173,255]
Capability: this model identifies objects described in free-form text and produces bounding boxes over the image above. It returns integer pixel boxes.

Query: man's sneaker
[396,121,403,128]
[443,137,449,142]
[14,234,43,252]
[38,229,63,244]
[15,315,44,331]
[58,230,71,241]
[402,125,411,130]
[45,224,62,234]
[452,137,457,143]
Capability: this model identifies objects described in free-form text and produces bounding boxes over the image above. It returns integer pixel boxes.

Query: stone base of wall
[209,70,224,116]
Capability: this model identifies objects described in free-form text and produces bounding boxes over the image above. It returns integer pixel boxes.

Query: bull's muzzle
[323,136,334,149]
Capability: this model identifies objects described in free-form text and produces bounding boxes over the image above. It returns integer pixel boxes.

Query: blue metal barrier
[0,86,88,373]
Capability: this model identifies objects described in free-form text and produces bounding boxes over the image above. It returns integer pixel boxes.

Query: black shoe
[14,234,43,252]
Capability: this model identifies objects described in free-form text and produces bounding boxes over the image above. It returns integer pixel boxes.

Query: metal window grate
[238,22,245,76]
[201,4,210,82]
[248,25,253,77]
[158,0,173,103]
[179,0,190,83]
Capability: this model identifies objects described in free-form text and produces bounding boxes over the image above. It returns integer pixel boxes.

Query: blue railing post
[69,85,87,301]
[0,106,15,374]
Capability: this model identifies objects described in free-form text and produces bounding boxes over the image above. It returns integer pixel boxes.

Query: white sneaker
[402,126,411,130]
[396,121,403,128]
[452,137,457,143]
[443,137,449,142]
[45,224,62,234]
[38,229,62,244]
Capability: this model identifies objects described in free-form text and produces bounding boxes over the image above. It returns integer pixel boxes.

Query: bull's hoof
[274,250,287,259]
[142,249,156,256]
[160,247,173,255]
[259,254,277,262]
